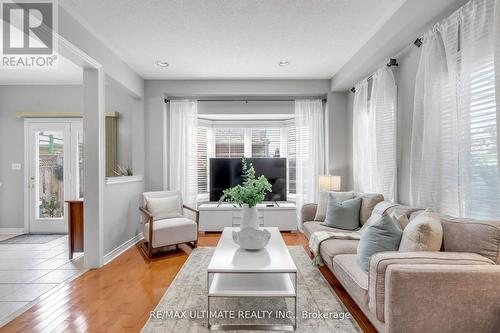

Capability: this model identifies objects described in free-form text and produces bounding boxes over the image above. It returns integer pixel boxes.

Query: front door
[26,120,83,233]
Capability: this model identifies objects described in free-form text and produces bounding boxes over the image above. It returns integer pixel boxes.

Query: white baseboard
[104,233,144,265]
[0,228,24,234]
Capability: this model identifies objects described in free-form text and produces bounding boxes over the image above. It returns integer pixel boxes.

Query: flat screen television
[209,158,287,202]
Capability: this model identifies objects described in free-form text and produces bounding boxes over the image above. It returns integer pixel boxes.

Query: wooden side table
[66,200,84,259]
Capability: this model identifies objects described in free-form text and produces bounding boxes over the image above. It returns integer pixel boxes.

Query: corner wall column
[83,67,105,268]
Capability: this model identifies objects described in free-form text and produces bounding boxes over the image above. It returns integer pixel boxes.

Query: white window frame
[196,119,297,202]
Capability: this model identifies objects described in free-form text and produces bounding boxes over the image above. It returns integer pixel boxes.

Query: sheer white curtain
[295,99,326,228]
[410,0,500,219]
[353,66,397,201]
[168,100,198,209]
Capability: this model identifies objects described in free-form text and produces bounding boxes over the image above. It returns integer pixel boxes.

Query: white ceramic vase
[240,204,259,230]
[232,204,271,250]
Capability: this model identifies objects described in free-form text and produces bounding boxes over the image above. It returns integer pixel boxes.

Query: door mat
[0,234,66,244]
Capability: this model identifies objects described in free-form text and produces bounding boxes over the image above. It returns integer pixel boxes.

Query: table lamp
[319,175,341,192]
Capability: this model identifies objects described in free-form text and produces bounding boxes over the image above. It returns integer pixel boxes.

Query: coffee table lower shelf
[207,272,297,331]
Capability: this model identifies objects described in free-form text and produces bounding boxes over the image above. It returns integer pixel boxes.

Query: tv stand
[198,202,297,232]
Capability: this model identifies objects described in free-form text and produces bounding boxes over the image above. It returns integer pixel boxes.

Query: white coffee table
[207,227,298,331]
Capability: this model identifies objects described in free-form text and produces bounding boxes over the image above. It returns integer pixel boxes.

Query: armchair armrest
[301,203,318,223]
[139,207,153,224]
[384,264,500,333]
[369,251,495,322]
[183,204,200,225]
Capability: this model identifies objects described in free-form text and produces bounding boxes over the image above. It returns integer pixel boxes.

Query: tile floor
[0,234,86,327]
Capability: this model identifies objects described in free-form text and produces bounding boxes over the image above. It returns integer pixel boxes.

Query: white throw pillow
[146,196,181,221]
[399,211,443,252]
[314,191,356,221]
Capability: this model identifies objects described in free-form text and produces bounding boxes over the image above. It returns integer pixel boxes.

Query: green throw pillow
[321,194,362,231]
[356,214,403,272]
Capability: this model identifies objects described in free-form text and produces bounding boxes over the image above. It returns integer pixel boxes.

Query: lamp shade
[319,175,341,192]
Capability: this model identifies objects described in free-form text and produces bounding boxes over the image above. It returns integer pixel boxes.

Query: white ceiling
[63,0,406,80]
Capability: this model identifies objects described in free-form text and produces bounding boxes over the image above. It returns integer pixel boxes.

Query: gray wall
[103,180,143,255]
[0,85,83,229]
[144,79,350,193]
[394,46,421,205]
[102,81,145,256]
[327,92,351,191]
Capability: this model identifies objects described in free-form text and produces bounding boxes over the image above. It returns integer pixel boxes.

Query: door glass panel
[37,130,64,219]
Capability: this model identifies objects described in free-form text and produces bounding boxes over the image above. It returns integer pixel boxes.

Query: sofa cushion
[322,195,362,230]
[314,191,355,221]
[320,238,360,269]
[359,193,384,225]
[144,217,197,248]
[440,216,500,264]
[399,211,443,252]
[368,251,495,322]
[331,254,369,306]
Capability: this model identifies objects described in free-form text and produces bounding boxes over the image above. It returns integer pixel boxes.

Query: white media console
[198,202,297,232]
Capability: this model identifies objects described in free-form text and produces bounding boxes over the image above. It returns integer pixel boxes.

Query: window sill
[105,175,144,185]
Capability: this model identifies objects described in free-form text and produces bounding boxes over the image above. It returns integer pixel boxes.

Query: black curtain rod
[164,98,327,103]
[350,58,399,93]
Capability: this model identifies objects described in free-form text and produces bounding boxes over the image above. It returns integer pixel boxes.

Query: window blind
[287,127,297,194]
[214,128,245,157]
[251,128,281,157]
[463,59,499,218]
[197,127,208,193]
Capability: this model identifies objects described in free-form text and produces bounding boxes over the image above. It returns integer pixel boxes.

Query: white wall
[0,85,83,229]
[144,79,351,193]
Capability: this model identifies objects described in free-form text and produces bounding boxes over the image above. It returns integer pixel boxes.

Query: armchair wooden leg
[193,240,198,248]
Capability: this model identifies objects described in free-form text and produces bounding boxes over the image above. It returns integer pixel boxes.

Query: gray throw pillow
[314,191,356,221]
[356,214,403,272]
[321,194,362,231]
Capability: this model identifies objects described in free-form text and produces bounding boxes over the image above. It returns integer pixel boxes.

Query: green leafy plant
[219,158,272,208]
[40,194,61,218]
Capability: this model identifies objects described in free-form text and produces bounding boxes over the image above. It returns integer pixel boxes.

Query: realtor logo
[1,0,58,68]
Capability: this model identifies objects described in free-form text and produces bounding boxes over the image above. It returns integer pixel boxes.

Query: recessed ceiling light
[156,61,169,67]
[278,60,290,67]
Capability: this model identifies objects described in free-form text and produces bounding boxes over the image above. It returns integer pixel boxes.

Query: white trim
[0,228,24,235]
[105,175,144,185]
[24,121,30,234]
[324,100,330,173]
[103,233,144,265]
[163,101,169,190]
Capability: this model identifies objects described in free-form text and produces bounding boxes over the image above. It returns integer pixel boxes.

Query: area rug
[142,246,361,332]
[0,233,66,244]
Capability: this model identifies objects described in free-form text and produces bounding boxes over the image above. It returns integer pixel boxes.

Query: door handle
[30,176,35,189]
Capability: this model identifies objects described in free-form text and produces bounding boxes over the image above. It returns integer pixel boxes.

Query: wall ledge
[105,175,144,185]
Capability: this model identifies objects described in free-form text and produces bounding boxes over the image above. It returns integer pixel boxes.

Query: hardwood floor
[2,232,376,333]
